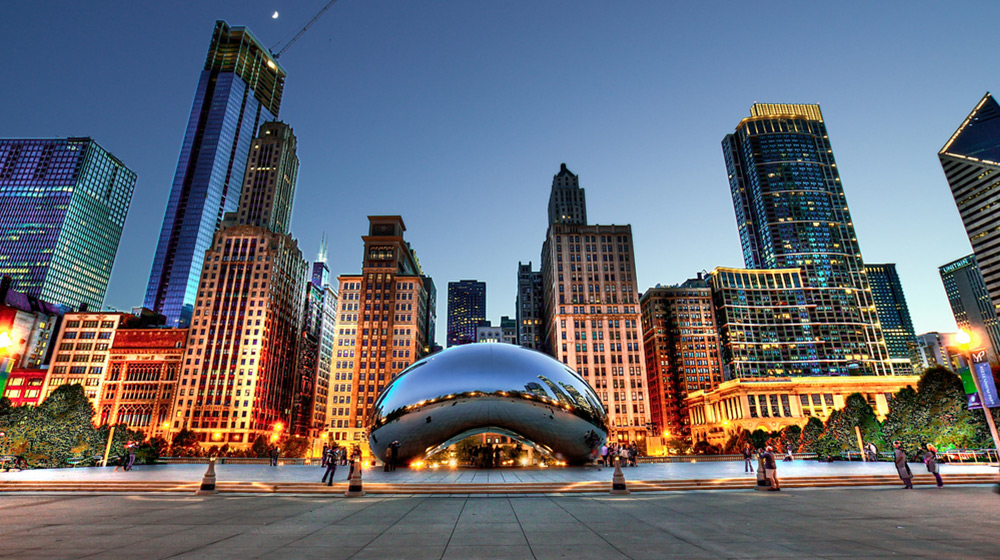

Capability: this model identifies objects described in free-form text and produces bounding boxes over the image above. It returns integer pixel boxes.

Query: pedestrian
[893,441,913,489]
[866,441,878,462]
[270,445,279,467]
[628,441,638,467]
[742,444,754,473]
[321,445,329,468]
[599,443,608,467]
[763,445,780,491]
[125,446,137,471]
[924,443,943,488]
[321,449,337,486]
[783,446,793,462]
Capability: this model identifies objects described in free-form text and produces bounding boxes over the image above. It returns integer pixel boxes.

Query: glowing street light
[955,329,1000,464]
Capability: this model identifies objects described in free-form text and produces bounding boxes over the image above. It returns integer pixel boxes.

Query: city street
[1,486,997,559]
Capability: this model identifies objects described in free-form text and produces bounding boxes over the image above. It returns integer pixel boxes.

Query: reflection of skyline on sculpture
[368,343,607,465]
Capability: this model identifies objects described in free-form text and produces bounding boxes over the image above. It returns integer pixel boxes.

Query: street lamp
[955,329,1000,464]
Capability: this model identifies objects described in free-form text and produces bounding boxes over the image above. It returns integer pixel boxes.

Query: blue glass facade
[0,138,135,310]
[144,21,285,327]
[722,104,891,376]
[865,264,917,374]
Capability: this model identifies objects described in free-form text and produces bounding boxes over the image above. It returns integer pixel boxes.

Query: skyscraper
[145,21,286,327]
[939,254,1000,367]
[939,93,1000,317]
[170,121,306,449]
[446,280,486,347]
[540,164,651,443]
[293,240,338,438]
[327,216,435,448]
[0,137,135,310]
[865,264,918,374]
[516,262,544,349]
[722,103,890,376]
[640,277,724,442]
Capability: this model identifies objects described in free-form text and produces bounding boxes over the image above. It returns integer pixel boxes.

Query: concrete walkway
[2,459,996,483]
[1,486,997,559]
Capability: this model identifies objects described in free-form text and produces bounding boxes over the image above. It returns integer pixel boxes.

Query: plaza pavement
[2,458,996,484]
[1,486,998,559]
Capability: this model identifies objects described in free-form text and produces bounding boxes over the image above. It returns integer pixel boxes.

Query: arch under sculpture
[368,343,608,466]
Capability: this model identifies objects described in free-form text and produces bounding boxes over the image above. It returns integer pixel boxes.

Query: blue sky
[2,1,994,346]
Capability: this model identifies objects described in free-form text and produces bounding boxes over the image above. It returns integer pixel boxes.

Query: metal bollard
[196,457,218,495]
[754,454,770,491]
[610,456,629,495]
[344,460,365,497]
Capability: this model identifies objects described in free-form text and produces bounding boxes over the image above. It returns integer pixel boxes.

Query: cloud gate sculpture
[368,343,608,466]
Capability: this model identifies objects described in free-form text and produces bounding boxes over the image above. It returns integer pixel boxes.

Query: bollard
[344,460,365,497]
[610,456,629,495]
[754,454,770,491]
[196,457,218,495]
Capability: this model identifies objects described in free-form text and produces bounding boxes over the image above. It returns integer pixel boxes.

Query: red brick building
[2,368,47,406]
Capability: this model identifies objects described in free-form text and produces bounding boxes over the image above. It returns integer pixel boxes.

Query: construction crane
[270,0,340,59]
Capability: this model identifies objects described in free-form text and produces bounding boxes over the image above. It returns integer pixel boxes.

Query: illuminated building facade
[540,164,650,443]
[328,216,435,448]
[686,375,919,448]
[145,21,286,328]
[722,103,890,376]
[2,368,47,406]
[293,246,338,438]
[447,280,486,347]
[939,93,1000,317]
[171,118,307,448]
[0,277,69,397]
[640,276,724,442]
[0,137,135,310]
[915,332,963,372]
[865,264,918,374]
[939,254,1000,367]
[516,262,544,349]
[98,329,186,440]
[42,312,128,403]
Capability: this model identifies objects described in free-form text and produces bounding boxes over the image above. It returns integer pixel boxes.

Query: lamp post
[955,330,1000,464]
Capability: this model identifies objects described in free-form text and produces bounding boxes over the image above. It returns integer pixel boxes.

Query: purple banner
[972,361,999,408]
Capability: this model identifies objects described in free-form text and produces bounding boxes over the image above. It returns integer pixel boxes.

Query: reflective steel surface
[368,343,608,465]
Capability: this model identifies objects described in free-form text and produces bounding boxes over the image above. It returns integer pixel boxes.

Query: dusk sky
[3,1,995,345]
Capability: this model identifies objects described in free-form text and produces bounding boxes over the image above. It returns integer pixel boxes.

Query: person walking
[321,448,337,486]
[763,445,780,491]
[742,444,754,473]
[924,443,943,488]
[599,443,608,467]
[269,446,279,467]
[893,441,913,489]
[124,446,137,471]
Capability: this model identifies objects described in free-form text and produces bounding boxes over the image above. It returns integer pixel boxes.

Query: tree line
[694,366,999,459]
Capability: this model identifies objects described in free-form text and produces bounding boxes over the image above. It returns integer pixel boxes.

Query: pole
[967,351,1000,464]
[101,426,116,467]
[854,426,866,462]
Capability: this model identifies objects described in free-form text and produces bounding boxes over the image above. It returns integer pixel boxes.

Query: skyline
[3,2,995,346]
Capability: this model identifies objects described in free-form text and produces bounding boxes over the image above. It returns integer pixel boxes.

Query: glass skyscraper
[0,137,135,310]
[939,93,1000,318]
[447,280,486,347]
[939,254,1000,368]
[865,263,918,374]
[722,103,890,376]
[145,21,286,327]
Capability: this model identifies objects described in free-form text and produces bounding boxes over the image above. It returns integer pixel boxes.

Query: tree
[281,436,310,458]
[170,428,200,457]
[824,393,885,454]
[798,416,825,453]
[251,435,269,457]
[748,429,770,450]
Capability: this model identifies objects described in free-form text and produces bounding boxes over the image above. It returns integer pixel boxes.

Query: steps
[0,473,995,495]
